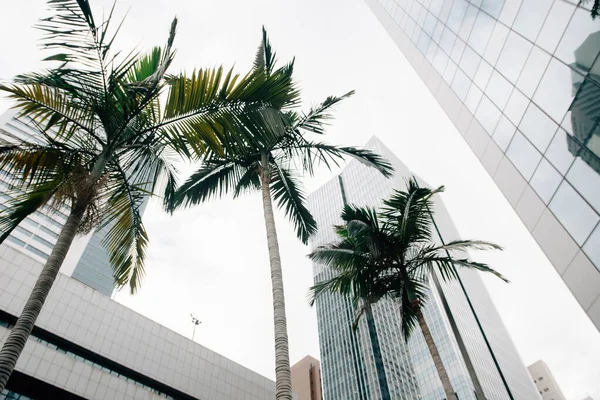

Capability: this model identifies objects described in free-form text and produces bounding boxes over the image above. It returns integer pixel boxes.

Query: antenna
[190,314,201,341]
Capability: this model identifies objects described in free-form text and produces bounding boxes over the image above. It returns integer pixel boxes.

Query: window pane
[483,22,509,63]
[458,5,478,41]
[439,27,457,55]
[423,12,437,37]
[444,59,458,85]
[569,78,600,150]
[498,0,523,27]
[530,158,562,204]
[480,0,505,19]
[507,132,542,179]
[536,0,576,54]
[546,129,576,175]
[519,103,558,152]
[504,88,529,125]
[555,7,600,73]
[474,60,493,89]
[475,95,501,134]
[452,68,471,101]
[549,181,600,245]
[486,70,513,109]
[493,115,517,151]
[583,225,600,271]
[447,0,468,33]
[567,158,600,213]
[516,45,551,97]
[433,47,450,74]
[496,31,533,84]
[534,58,583,124]
[468,11,495,55]
[417,30,432,55]
[433,20,445,42]
[451,38,467,63]
[465,84,484,113]
[512,0,554,42]
[460,45,482,79]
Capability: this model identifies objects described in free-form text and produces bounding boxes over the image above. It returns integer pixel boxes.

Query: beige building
[528,360,566,400]
[291,355,323,400]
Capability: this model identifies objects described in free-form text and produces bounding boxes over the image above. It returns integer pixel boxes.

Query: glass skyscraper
[367,0,600,331]
[308,137,539,399]
[0,109,122,296]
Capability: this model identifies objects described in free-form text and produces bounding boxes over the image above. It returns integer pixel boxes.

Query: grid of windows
[375,0,600,275]
[0,390,32,400]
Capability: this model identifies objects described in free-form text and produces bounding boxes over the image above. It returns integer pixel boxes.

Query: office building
[0,109,138,296]
[528,360,567,400]
[308,137,539,399]
[366,0,600,330]
[291,355,323,400]
[0,244,277,399]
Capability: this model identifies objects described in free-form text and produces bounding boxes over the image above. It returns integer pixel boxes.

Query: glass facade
[308,137,539,399]
[368,0,600,328]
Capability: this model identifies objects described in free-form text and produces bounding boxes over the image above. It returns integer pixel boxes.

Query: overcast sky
[2,1,600,399]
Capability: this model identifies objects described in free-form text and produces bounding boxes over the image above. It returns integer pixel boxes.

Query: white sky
[1,1,599,399]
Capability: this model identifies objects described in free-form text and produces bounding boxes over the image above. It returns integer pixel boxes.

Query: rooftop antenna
[190,314,201,341]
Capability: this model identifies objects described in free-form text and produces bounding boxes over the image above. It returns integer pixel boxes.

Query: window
[549,181,600,245]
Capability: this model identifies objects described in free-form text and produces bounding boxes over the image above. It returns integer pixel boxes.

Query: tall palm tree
[168,29,394,400]
[0,0,292,390]
[308,179,507,400]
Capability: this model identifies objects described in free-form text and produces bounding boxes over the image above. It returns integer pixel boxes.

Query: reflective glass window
[427,42,438,63]
[549,181,600,245]
[410,1,423,22]
[451,38,467,62]
[536,1,576,54]
[533,58,583,123]
[519,103,558,152]
[423,12,437,37]
[412,25,422,43]
[447,0,469,33]
[512,0,553,42]
[516,46,551,97]
[475,95,502,134]
[460,45,482,78]
[452,68,472,101]
[546,129,576,175]
[465,84,484,113]
[530,158,562,204]
[507,132,542,179]
[568,78,600,152]
[458,5,478,41]
[504,88,529,125]
[567,158,600,213]
[498,0,522,27]
[486,70,513,109]
[439,27,458,55]
[480,0,505,19]
[468,11,496,55]
[418,30,432,55]
[583,225,600,270]
[430,0,444,17]
[485,23,510,64]
[444,59,458,84]
[433,20,445,42]
[493,115,517,151]
[433,47,450,74]
[496,31,533,84]
[406,17,417,39]
[555,7,600,73]
[474,60,493,89]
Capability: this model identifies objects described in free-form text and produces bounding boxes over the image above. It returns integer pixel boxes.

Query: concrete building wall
[291,355,322,400]
[528,360,567,400]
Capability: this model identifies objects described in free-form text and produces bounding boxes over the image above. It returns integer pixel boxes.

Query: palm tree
[167,29,394,400]
[308,179,507,400]
[0,0,292,390]
[580,0,600,18]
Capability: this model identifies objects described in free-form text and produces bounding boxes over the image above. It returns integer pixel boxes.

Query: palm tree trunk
[259,156,292,400]
[364,303,391,400]
[0,198,88,391]
[417,308,457,400]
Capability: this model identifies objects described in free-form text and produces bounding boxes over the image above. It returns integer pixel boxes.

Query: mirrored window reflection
[512,0,553,42]
[498,0,523,27]
[423,12,437,37]
[468,11,495,55]
[458,5,478,41]
[516,46,551,97]
[430,0,444,17]
[567,158,600,213]
[452,68,472,101]
[493,115,517,151]
[568,78,600,174]
[418,30,432,55]
[536,1,576,54]
[504,88,529,125]
[474,61,494,91]
[447,0,469,33]
[483,22,509,63]
[506,132,542,179]
[465,84,484,113]
[549,181,600,245]
[444,59,458,85]
[475,95,501,134]
[555,8,600,73]
[433,47,450,74]
[530,158,562,204]
[583,225,600,271]
[439,27,458,55]
[460,46,482,79]
[427,43,438,63]
[496,32,533,84]
[519,103,558,152]
[534,58,583,124]
[481,0,505,18]
[433,20,445,42]
[451,38,467,63]
[546,129,576,175]
[486,70,513,109]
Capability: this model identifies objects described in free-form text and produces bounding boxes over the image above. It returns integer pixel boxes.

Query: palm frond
[290,91,355,134]
[254,26,276,75]
[0,187,56,243]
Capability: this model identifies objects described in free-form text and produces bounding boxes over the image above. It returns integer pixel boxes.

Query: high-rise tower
[366,0,600,330]
[308,137,539,399]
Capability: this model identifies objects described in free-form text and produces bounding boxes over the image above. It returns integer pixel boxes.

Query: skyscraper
[0,109,122,296]
[366,0,600,330]
[528,360,567,400]
[308,137,539,399]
